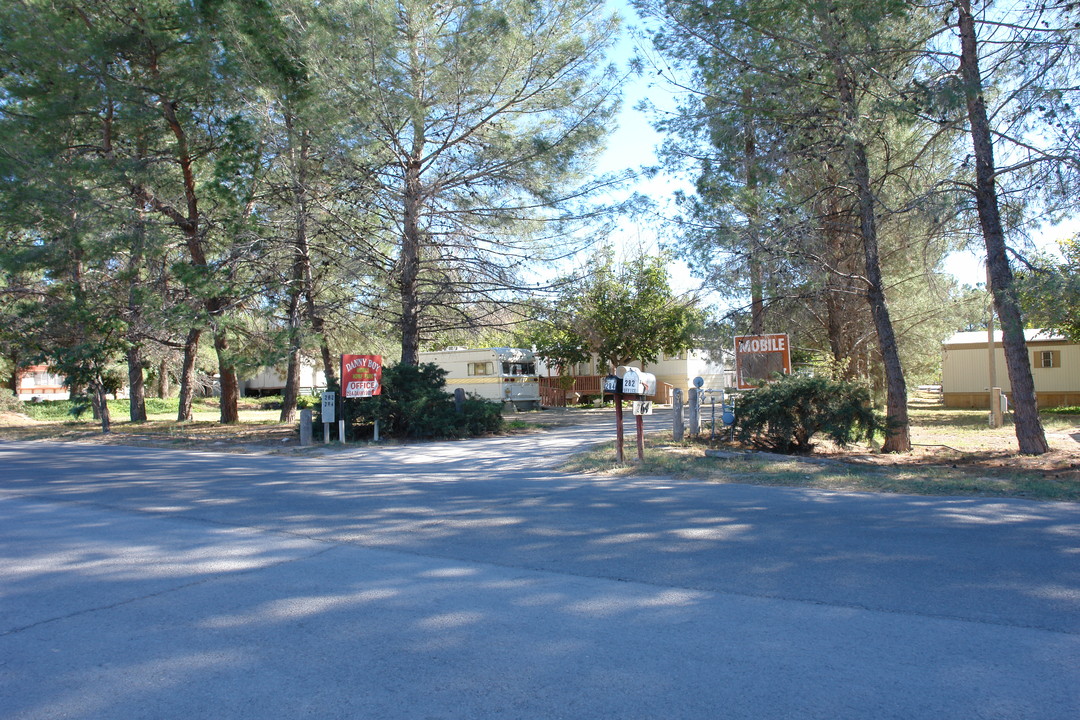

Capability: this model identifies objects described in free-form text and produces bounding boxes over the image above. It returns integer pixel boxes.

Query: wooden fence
[538,375,673,407]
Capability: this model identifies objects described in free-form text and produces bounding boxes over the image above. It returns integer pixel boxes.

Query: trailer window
[1037,350,1060,368]
[468,362,494,376]
[502,362,535,376]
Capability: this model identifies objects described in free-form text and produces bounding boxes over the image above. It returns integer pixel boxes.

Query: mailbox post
[603,373,625,463]
[605,367,655,463]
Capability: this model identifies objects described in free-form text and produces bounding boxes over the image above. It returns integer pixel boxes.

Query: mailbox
[603,368,656,396]
[617,368,656,396]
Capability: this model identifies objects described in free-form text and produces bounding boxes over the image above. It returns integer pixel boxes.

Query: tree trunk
[6,351,19,394]
[956,0,1048,454]
[127,345,147,422]
[177,327,200,421]
[831,48,910,452]
[157,356,170,399]
[95,381,111,434]
[281,113,308,424]
[317,327,336,391]
[399,31,426,367]
[214,328,239,424]
[281,289,302,424]
[156,95,239,426]
[126,234,147,422]
[744,88,765,335]
[281,348,301,424]
[304,282,334,389]
[821,186,861,380]
[400,155,423,366]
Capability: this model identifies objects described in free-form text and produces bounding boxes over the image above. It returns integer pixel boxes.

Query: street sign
[321,391,336,423]
[632,400,653,415]
[693,376,704,388]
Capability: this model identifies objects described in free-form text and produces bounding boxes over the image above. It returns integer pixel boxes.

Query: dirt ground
[826,427,1080,478]
[804,396,1080,478]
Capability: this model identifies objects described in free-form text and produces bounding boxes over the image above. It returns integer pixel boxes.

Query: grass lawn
[0,396,295,450]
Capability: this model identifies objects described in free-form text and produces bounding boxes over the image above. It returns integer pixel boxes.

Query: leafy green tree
[525,248,704,373]
[1017,237,1080,342]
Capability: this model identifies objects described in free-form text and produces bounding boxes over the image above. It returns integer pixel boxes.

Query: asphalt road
[2,415,1079,719]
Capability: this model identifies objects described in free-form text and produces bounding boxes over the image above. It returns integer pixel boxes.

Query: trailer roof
[943,329,1067,346]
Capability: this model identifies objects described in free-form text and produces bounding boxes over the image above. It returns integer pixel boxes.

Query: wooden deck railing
[539,375,674,407]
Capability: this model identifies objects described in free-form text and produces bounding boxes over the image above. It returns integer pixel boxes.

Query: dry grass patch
[562,397,1080,502]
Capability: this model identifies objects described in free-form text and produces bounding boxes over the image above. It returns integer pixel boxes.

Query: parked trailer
[418,347,540,410]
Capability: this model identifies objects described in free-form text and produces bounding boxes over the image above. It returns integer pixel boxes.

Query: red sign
[341,354,382,398]
[734,334,791,390]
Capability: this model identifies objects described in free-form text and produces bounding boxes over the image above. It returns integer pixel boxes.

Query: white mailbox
[619,369,656,396]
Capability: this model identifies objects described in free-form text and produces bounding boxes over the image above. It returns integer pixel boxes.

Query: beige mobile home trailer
[941,329,1080,408]
[242,364,326,397]
[419,347,540,410]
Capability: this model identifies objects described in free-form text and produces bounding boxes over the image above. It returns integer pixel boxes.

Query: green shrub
[458,395,504,436]
[733,373,880,454]
[0,388,23,413]
[344,362,504,440]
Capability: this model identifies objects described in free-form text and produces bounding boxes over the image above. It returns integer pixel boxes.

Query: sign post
[632,400,652,463]
[604,372,626,464]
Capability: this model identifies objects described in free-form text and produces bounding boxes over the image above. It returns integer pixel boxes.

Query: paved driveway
[2,417,1078,719]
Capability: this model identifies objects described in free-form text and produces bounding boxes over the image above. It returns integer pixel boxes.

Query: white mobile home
[242,364,327,397]
[941,329,1080,409]
[419,347,540,410]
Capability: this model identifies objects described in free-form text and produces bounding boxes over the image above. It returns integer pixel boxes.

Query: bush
[344,362,504,440]
[0,388,23,413]
[458,396,504,436]
[733,373,880,454]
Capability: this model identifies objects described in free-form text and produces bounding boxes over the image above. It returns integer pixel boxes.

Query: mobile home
[941,329,1080,408]
[242,364,327,397]
[419,347,540,410]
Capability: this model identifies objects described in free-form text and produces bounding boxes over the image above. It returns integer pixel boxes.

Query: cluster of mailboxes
[602,367,656,396]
